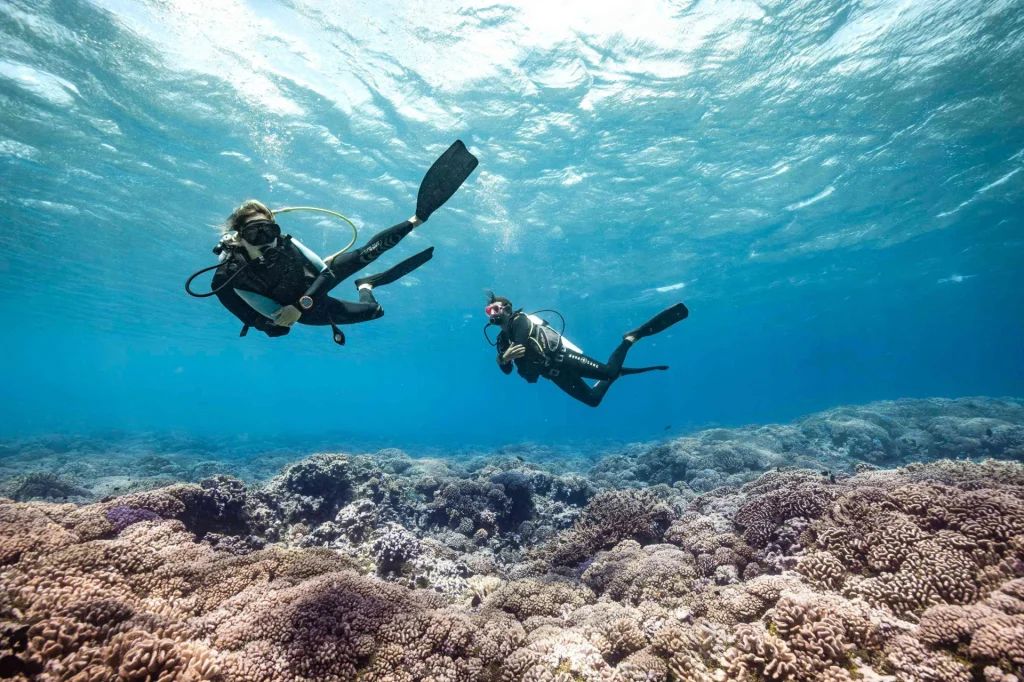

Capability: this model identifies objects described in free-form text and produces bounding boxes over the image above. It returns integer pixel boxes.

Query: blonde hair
[222,200,274,234]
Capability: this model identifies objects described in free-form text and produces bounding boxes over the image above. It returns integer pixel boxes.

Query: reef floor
[1,396,1022,681]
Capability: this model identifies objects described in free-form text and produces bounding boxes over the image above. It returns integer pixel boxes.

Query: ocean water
[1,0,1023,449]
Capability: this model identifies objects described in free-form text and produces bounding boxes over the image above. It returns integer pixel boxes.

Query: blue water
[1,0,1022,448]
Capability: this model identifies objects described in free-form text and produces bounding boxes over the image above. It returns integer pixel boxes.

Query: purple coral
[106,505,161,532]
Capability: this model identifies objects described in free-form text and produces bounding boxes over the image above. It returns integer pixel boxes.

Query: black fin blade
[354,247,434,289]
[416,140,479,221]
[626,303,689,340]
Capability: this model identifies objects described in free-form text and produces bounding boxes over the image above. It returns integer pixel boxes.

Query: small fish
[664,425,672,431]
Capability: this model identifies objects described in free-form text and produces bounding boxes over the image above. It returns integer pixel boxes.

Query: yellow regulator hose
[271,206,359,257]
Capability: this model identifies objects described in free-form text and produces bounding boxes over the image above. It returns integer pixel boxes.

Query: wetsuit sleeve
[293,238,336,310]
[496,333,514,374]
[507,315,541,382]
[291,238,327,271]
[212,267,284,336]
[508,314,533,345]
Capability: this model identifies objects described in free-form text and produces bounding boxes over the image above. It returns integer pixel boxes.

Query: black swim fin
[624,303,689,341]
[619,365,669,376]
[416,140,479,222]
[354,247,434,289]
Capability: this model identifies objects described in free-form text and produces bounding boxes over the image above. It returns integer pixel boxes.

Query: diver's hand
[501,344,526,364]
[272,305,302,327]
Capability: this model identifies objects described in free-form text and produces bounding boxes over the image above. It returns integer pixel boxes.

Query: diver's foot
[619,365,669,376]
[624,303,689,341]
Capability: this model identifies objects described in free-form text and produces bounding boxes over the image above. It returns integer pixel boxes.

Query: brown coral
[487,578,595,620]
[538,490,676,567]
[582,541,696,606]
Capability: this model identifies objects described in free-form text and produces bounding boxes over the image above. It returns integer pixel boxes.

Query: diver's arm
[214,287,283,335]
[290,237,333,312]
[211,264,265,327]
[507,314,533,345]
[496,335,515,374]
[291,238,327,271]
[214,287,263,326]
[222,286,297,334]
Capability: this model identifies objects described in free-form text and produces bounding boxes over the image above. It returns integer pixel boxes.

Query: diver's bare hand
[272,305,302,327]
[501,344,526,363]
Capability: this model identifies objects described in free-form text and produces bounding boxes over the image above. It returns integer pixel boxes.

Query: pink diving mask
[485,303,505,318]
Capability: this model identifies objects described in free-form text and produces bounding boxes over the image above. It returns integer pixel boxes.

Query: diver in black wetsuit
[209,202,433,340]
[485,292,688,407]
[189,141,478,344]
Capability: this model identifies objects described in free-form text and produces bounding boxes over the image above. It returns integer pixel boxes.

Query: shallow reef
[3,396,1021,504]
[1,397,1023,681]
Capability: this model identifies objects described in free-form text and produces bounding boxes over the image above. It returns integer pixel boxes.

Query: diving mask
[238,219,281,246]
[485,302,506,319]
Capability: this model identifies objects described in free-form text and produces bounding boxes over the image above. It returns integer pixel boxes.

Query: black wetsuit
[212,220,414,336]
[495,312,635,407]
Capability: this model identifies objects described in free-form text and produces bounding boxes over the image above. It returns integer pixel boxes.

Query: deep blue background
[1,0,1022,447]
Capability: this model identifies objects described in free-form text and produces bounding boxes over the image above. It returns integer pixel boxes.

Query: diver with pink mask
[483,292,688,407]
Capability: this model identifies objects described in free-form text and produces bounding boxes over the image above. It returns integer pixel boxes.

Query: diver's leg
[564,339,671,379]
[560,343,632,382]
[603,339,634,376]
[325,220,416,283]
[298,296,383,325]
[552,373,607,408]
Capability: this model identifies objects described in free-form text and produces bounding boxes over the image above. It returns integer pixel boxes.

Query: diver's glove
[272,305,302,327]
[501,343,526,364]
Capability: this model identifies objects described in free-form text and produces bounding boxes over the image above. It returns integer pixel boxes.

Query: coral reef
[1,397,1023,680]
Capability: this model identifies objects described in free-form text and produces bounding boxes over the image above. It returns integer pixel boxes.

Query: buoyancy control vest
[213,236,317,306]
[500,311,583,381]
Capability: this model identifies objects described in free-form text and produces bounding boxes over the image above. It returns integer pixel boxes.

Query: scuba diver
[186,141,479,345]
[484,292,688,407]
